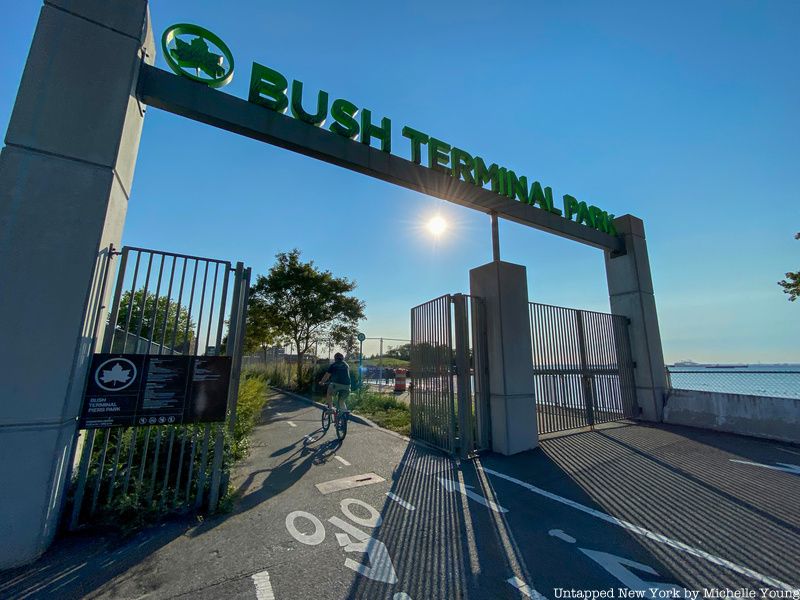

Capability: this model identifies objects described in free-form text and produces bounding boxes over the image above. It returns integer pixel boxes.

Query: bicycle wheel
[321,408,332,432]
[335,411,348,441]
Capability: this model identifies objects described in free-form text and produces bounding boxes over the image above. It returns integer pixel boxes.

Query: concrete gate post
[604,215,667,422]
[470,261,539,455]
[0,1,153,568]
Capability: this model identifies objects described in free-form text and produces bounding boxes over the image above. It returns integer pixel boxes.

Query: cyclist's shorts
[327,382,350,396]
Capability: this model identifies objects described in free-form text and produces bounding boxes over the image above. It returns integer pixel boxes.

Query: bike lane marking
[507,575,547,599]
[438,476,508,513]
[729,459,800,475]
[252,570,276,600]
[385,492,415,511]
[480,465,797,591]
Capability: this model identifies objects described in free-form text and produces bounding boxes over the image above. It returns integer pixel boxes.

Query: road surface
[2,390,799,599]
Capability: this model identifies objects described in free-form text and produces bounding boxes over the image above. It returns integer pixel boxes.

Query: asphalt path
[2,390,798,599]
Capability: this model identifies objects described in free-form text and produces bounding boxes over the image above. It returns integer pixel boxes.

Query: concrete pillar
[604,215,667,422]
[470,261,538,455]
[0,1,153,568]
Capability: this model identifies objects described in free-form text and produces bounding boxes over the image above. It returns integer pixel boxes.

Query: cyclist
[319,352,351,413]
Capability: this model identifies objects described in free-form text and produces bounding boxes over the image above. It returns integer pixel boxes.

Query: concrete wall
[0,1,153,568]
[663,389,800,444]
[470,261,538,455]
[605,215,667,422]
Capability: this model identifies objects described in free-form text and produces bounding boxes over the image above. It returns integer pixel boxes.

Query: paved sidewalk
[1,390,799,599]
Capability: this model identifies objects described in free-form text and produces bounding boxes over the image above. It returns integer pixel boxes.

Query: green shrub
[231,374,269,460]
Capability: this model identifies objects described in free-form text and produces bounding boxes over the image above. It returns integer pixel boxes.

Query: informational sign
[185,356,232,423]
[79,353,232,428]
[137,356,190,426]
[81,355,146,428]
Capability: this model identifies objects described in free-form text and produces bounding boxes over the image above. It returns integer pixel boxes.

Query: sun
[426,215,448,237]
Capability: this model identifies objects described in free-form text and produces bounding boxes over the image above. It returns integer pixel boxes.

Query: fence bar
[452,294,472,458]
[529,301,637,436]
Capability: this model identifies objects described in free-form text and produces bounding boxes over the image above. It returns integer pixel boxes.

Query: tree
[114,289,196,353]
[248,250,366,385]
[778,232,800,302]
[386,343,411,362]
[242,300,283,354]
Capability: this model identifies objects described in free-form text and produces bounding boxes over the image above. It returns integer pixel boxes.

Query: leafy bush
[231,373,269,460]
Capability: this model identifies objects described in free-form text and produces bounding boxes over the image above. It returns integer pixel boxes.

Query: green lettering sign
[163,24,621,237]
[290,80,328,126]
[361,109,391,153]
[249,62,288,112]
[330,99,360,139]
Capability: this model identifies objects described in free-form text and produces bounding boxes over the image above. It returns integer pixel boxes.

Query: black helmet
[334,352,344,361]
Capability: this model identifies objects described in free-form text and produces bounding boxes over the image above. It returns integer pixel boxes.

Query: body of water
[667,365,800,399]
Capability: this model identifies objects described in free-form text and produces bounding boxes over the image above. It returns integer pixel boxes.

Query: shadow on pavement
[0,518,192,600]
[0,394,337,599]
[348,423,799,598]
[534,424,800,590]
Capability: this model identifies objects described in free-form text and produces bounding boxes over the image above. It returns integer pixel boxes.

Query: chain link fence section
[241,337,412,401]
[359,337,411,399]
[667,367,800,400]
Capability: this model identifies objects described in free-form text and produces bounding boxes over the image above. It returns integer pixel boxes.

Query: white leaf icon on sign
[100,363,131,386]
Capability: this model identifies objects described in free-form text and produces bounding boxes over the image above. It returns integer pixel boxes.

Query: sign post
[357,332,366,389]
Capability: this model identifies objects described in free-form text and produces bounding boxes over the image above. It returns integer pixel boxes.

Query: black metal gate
[529,302,637,437]
[67,246,250,529]
[410,294,489,457]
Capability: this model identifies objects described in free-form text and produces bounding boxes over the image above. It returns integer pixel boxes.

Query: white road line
[507,576,547,599]
[386,492,416,511]
[287,421,297,428]
[775,446,800,457]
[481,466,796,591]
[548,529,576,544]
[252,570,276,600]
[730,459,800,475]
[335,456,351,466]
[438,477,508,513]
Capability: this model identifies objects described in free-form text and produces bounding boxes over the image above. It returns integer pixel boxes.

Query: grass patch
[311,388,411,437]
[232,370,271,460]
[362,357,410,369]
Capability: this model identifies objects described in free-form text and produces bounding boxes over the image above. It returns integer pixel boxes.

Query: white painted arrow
[438,477,508,513]
[730,459,800,475]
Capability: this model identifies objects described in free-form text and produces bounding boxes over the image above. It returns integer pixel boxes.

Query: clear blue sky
[2,1,798,363]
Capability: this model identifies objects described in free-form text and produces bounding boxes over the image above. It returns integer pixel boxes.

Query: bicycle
[321,386,349,441]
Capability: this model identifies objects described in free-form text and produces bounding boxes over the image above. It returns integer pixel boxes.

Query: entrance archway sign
[138,62,625,253]
[0,1,666,568]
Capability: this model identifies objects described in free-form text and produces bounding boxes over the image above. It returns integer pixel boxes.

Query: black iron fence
[68,246,250,529]
[529,302,638,436]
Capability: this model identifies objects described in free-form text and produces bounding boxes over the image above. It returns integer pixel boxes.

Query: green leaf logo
[161,24,235,88]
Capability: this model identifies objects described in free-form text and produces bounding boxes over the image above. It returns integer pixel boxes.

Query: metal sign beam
[137,64,625,253]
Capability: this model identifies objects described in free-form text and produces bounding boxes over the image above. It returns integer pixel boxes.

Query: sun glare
[427,215,448,237]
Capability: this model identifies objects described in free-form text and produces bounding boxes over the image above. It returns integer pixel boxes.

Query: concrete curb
[268,386,412,444]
